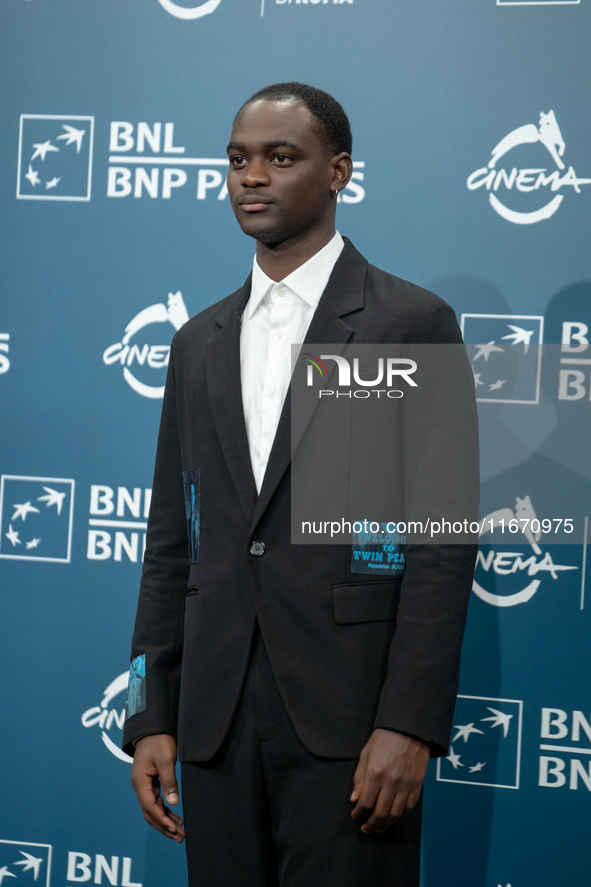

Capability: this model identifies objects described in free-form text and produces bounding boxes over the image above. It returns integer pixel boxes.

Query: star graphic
[45,177,61,190]
[26,538,42,550]
[30,140,59,161]
[469,762,486,773]
[446,745,463,769]
[14,853,44,880]
[5,524,21,546]
[56,124,85,152]
[452,722,485,744]
[473,341,505,362]
[37,486,67,514]
[0,867,17,886]
[502,324,534,353]
[11,501,41,522]
[481,707,513,738]
[489,379,506,391]
[25,164,41,186]
[473,371,484,388]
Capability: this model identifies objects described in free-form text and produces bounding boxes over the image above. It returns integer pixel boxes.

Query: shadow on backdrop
[421,279,591,886]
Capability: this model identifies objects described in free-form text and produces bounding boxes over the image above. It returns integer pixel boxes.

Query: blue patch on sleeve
[126,653,146,719]
[182,469,200,564]
[351,522,406,575]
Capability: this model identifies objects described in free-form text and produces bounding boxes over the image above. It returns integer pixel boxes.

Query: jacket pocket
[333,581,402,625]
[186,562,199,595]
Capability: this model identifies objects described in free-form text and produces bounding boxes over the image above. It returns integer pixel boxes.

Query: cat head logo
[467,111,591,224]
[156,0,222,19]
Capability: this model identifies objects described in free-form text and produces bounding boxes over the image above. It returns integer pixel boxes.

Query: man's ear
[331,153,354,192]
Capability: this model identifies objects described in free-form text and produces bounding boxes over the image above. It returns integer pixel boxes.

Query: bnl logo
[461,314,544,404]
[0,840,51,887]
[436,695,523,789]
[17,115,94,201]
[0,476,75,563]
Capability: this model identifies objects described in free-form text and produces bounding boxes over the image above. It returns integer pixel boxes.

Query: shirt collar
[247,231,345,320]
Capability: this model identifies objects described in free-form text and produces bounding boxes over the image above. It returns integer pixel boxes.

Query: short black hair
[236,82,353,157]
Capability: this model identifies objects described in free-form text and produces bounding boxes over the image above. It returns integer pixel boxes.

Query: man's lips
[238,196,274,212]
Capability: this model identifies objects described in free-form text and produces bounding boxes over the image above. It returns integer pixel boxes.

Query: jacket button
[250,541,265,557]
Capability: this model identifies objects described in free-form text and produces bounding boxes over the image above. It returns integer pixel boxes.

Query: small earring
[333,189,339,200]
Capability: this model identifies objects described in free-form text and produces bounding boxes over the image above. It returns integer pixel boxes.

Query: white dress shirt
[240,231,345,493]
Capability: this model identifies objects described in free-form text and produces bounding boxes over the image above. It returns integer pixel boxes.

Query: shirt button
[250,541,265,557]
[277,286,286,297]
[268,390,275,398]
[276,330,284,338]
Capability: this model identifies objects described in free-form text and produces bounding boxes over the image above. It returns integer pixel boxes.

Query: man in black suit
[123,83,478,886]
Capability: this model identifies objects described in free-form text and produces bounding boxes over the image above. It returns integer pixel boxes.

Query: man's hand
[131,734,185,842]
[350,729,430,835]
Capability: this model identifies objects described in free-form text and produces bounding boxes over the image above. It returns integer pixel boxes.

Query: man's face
[227,99,336,245]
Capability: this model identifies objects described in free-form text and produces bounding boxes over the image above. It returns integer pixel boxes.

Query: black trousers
[181,629,422,887]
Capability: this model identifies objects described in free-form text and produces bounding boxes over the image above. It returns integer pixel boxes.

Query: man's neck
[255,224,337,282]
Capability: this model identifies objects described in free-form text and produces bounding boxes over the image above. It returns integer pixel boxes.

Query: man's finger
[403,787,422,815]
[350,754,368,803]
[366,789,412,834]
[360,786,396,834]
[351,771,380,822]
[133,769,184,838]
[140,794,185,839]
[142,807,186,842]
[153,755,180,806]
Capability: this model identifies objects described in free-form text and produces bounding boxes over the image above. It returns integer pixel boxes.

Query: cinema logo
[81,671,133,764]
[303,352,417,399]
[467,111,591,224]
[474,495,578,607]
[103,291,189,399]
[0,333,10,374]
[156,0,221,20]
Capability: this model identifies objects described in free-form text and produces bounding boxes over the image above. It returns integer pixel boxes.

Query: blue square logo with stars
[436,695,523,789]
[0,475,75,563]
[16,115,94,202]
[0,840,52,887]
[461,314,544,404]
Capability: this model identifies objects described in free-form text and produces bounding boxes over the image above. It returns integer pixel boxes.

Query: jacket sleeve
[122,342,190,756]
[373,299,479,756]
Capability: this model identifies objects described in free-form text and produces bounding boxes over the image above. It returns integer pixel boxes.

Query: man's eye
[231,156,246,165]
[275,155,289,163]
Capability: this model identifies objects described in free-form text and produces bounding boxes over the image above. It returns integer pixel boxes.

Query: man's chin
[236,216,286,245]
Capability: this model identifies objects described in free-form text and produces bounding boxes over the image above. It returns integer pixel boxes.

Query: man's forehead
[231,99,316,142]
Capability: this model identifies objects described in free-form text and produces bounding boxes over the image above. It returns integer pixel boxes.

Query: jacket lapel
[250,238,368,534]
[205,278,258,524]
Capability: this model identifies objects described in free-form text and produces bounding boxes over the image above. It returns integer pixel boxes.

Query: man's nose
[241,158,270,188]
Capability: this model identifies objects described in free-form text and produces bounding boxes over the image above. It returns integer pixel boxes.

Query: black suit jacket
[122,238,478,761]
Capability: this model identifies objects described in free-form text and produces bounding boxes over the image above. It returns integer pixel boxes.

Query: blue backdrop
[1,1,590,886]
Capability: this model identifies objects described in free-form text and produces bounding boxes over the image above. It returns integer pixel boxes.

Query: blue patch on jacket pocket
[126,653,146,719]
[183,469,200,564]
[351,544,406,575]
[351,523,406,576]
